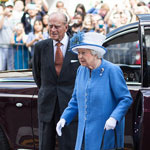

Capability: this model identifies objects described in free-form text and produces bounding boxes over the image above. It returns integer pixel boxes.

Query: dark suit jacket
[32,38,80,122]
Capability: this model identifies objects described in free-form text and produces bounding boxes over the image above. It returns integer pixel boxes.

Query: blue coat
[61,59,133,150]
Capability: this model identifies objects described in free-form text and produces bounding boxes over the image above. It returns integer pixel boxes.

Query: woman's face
[76,7,83,14]
[15,23,24,35]
[34,21,43,32]
[74,14,83,24]
[43,15,49,25]
[14,0,24,11]
[78,48,97,68]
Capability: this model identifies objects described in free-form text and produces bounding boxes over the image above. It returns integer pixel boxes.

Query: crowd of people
[0,0,149,71]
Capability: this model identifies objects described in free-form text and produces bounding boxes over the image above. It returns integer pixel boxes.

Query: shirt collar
[53,33,69,46]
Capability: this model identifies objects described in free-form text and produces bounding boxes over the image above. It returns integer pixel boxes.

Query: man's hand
[56,118,66,136]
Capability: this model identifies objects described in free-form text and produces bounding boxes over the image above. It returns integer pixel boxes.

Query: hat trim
[70,43,107,53]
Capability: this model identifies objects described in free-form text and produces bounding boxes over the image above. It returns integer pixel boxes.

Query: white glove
[104,117,117,130]
[56,118,66,136]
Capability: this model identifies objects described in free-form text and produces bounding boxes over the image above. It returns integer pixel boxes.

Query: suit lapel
[45,39,58,77]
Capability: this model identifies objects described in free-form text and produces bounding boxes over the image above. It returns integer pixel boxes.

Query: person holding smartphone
[94,18,107,35]
[0,1,15,71]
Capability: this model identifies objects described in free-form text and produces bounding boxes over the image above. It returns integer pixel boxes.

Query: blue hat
[70,31,107,56]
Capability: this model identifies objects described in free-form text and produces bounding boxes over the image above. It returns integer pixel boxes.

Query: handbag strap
[100,128,118,150]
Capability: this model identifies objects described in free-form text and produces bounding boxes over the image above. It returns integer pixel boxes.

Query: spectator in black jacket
[21,3,42,34]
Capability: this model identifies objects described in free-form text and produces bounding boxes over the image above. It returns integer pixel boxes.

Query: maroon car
[0,70,38,149]
[0,14,150,150]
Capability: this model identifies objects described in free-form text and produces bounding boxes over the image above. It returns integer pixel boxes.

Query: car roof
[103,22,139,47]
[103,14,150,47]
[0,70,34,82]
[0,70,32,78]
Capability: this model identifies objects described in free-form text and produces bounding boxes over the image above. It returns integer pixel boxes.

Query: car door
[103,14,150,150]
[0,75,38,149]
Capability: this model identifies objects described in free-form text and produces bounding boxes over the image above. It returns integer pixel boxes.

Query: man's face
[56,2,64,9]
[5,6,13,16]
[28,9,38,17]
[48,14,68,41]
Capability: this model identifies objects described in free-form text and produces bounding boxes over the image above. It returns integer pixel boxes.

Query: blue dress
[13,34,29,69]
[61,59,133,150]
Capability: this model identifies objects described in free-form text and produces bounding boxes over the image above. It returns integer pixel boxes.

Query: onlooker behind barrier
[131,2,150,22]
[74,3,86,18]
[94,18,107,35]
[67,3,85,36]
[42,14,49,34]
[87,2,110,20]
[69,12,84,35]
[12,0,24,25]
[104,4,132,32]
[33,0,48,15]
[11,22,29,70]
[49,1,71,23]
[98,3,110,19]
[21,3,42,34]
[81,14,94,32]
[0,1,16,71]
[26,19,48,58]
[0,4,4,17]
[87,0,102,14]
[91,14,102,29]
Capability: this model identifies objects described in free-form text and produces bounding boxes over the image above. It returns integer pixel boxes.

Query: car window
[145,34,150,86]
[104,41,140,65]
[145,35,150,65]
[104,41,141,84]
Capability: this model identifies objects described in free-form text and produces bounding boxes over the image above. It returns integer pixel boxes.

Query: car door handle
[16,103,23,108]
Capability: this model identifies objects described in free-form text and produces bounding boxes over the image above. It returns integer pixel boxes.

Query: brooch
[100,68,104,76]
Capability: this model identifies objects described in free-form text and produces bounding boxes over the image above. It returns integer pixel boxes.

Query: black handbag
[100,129,124,150]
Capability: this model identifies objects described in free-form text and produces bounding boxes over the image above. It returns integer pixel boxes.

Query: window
[104,41,141,83]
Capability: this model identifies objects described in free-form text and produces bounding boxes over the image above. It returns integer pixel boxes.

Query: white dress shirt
[53,33,69,61]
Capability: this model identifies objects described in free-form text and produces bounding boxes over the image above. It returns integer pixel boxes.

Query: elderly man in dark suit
[32,11,80,150]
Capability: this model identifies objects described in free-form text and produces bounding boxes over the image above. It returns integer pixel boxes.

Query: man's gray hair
[49,11,68,24]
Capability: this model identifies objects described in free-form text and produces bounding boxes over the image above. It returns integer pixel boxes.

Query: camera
[99,24,104,28]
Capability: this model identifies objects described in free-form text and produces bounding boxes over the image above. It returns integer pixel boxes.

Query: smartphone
[99,24,104,28]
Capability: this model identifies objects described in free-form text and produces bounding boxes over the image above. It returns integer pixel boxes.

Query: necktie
[55,42,63,76]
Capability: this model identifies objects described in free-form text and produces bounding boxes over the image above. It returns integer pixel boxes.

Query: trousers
[39,98,77,150]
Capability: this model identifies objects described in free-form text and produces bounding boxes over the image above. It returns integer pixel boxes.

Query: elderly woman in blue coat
[56,31,133,150]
